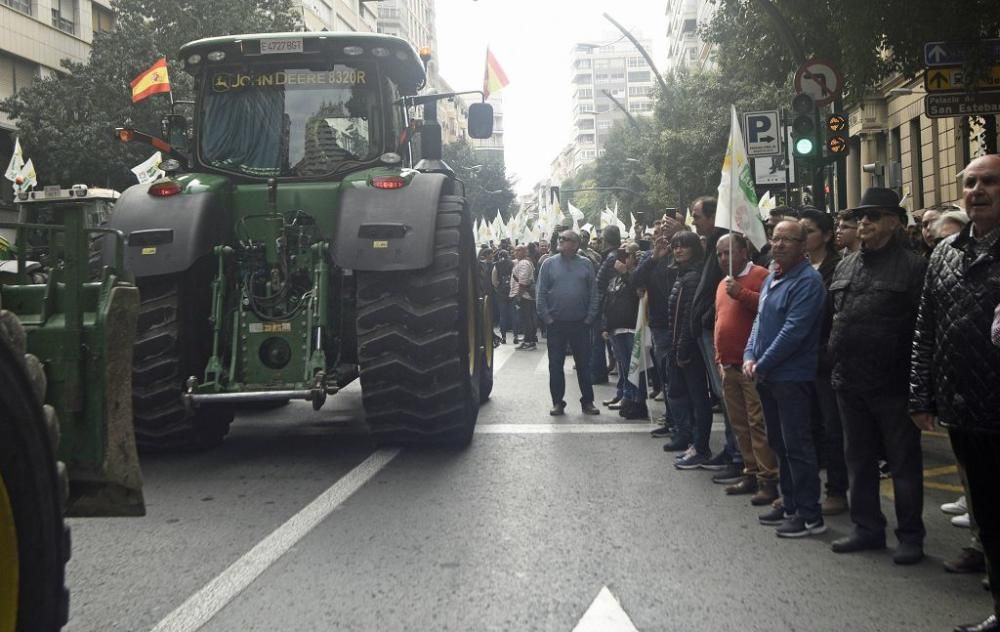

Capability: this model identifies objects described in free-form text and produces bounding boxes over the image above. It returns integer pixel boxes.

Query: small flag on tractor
[131,58,171,104]
[483,48,509,100]
[5,137,24,182]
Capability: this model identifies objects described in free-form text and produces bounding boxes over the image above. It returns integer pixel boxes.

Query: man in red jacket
[715,234,778,506]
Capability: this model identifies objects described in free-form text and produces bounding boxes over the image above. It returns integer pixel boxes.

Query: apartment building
[569,37,655,172]
[662,0,714,73]
[300,0,377,33]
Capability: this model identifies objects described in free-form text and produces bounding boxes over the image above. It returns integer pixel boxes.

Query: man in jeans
[744,220,827,538]
[510,244,537,350]
[537,230,601,416]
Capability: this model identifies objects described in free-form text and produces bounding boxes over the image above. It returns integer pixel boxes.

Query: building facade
[569,37,655,172]
[299,0,377,33]
[662,0,715,73]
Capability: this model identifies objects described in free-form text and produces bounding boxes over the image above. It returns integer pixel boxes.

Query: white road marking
[573,586,639,632]
[476,424,653,434]
[492,343,517,374]
[148,449,400,632]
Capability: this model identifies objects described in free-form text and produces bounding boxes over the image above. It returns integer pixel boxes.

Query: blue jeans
[757,380,823,523]
[666,356,713,452]
[609,332,643,401]
[546,320,594,405]
[698,328,742,464]
[518,297,537,342]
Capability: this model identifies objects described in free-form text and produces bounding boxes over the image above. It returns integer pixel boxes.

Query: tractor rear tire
[356,193,484,446]
[0,309,70,632]
[132,268,233,451]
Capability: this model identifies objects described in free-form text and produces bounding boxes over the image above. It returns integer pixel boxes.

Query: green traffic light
[795,137,815,156]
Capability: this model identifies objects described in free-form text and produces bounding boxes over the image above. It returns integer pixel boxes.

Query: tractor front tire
[356,193,484,446]
[132,268,233,451]
[0,309,70,632]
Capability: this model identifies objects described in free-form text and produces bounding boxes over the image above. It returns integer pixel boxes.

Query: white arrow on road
[573,586,638,632]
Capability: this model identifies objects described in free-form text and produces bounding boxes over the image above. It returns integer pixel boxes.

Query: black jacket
[602,271,640,332]
[909,226,1000,431]
[690,227,729,332]
[828,236,926,394]
[668,261,702,367]
[815,250,841,375]
[634,253,677,329]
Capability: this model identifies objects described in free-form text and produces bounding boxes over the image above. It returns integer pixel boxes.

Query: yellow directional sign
[924,65,1000,92]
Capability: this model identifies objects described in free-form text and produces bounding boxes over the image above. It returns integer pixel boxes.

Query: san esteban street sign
[924,92,1000,119]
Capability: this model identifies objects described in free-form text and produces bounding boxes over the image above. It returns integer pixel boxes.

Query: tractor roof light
[187,53,202,65]
[343,46,364,56]
[206,51,226,62]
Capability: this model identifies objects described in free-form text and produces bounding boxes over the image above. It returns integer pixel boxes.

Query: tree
[442,139,516,224]
[703,0,1000,96]
[0,0,301,189]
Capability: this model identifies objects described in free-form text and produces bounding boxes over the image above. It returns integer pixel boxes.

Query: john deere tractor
[1,185,145,632]
[114,32,496,450]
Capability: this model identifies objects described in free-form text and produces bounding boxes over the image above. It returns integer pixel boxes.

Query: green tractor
[114,32,496,450]
[1,185,145,632]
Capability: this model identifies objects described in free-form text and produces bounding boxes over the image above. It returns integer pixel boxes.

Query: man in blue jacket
[537,230,601,416]
[743,220,827,538]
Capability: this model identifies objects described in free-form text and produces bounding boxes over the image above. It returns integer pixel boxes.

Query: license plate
[260,38,303,55]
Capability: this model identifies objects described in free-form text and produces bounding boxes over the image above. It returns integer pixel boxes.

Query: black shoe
[621,401,649,420]
[650,426,672,438]
[954,615,999,632]
[700,452,731,471]
[893,541,924,565]
[500,335,507,344]
[662,438,690,452]
[581,402,601,415]
[712,463,743,484]
[549,401,566,416]
[602,396,623,407]
[758,506,790,526]
[831,532,887,554]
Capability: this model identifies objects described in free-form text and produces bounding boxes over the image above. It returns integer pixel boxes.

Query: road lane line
[492,343,517,374]
[148,448,400,632]
[476,424,653,434]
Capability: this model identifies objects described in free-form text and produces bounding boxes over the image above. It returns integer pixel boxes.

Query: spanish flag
[131,58,171,104]
[482,48,509,100]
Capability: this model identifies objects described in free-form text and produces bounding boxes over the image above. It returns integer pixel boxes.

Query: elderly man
[715,233,779,504]
[510,245,537,350]
[911,155,1000,632]
[828,188,928,565]
[744,220,827,538]
[537,230,601,416]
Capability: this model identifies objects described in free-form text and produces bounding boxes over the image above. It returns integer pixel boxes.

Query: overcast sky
[434,0,667,195]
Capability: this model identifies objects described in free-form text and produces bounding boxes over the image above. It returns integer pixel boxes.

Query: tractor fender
[106,181,230,278]
[333,171,450,272]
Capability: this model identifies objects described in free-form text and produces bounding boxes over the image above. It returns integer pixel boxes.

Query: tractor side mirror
[162,114,189,153]
[467,103,494,139]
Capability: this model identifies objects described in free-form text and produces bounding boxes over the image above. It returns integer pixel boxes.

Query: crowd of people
[477,153,1000,632]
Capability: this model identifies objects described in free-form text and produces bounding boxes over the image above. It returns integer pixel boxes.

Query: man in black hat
[827,187,928,564]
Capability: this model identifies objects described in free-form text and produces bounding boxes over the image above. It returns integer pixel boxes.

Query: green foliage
[0,0,301,189]
[442,139,516,223]
[702,0,1000,95]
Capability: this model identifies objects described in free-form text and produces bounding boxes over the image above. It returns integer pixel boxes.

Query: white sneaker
[941,496,967,515]
[952,513,971,529]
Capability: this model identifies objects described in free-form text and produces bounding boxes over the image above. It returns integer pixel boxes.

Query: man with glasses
[828,188,928,565]
[835,212,860,254]
[537,230,601,416]
[744,220,828,538]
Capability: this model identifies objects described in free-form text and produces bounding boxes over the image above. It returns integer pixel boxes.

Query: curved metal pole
[602,12,668,95]
[601,90,639,129]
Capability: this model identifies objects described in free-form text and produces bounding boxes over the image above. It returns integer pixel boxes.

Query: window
[909,118,924,209]
[627,57,645,68]
[51,0,75,34]
[92,4,113,34]
[307,0,331,24]
[627,71,650,82]
[1,0,30,16]
[597,120,611,130]
[577,88,593,99]
[575,59,592,69]
[628,86,651,97]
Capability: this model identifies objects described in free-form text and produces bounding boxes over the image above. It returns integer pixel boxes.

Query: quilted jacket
[667,261,702,367]
[829,236,927,394]
[909,226,1000,431]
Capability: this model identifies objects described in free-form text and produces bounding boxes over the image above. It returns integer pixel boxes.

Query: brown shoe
[945,547,987,574]
[725,476,758,495]
[751,480,780,506]
[822,495,848,516]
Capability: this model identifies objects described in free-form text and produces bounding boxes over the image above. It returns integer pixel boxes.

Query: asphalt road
[66,342,989,631]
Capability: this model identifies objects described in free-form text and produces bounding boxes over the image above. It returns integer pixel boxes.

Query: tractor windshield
[199,64,382,178]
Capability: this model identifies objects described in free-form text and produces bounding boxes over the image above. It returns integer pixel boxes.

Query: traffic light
[790,93,819,159]
[826,113,849,157]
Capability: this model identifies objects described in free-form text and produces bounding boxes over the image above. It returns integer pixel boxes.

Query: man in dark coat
[828,188,928,565]
[911,155,1000,632]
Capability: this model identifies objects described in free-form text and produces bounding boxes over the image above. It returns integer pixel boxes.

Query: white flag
[131,151,164,184]
[13,158,36,192]
[5,137,24,182]
[627,294,652,395]
[716,106,768,251]
[629,212,638,232]
[757,190,775,220]
[900,192,916,228]
[567,202,585,231]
